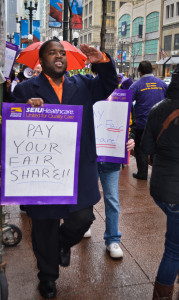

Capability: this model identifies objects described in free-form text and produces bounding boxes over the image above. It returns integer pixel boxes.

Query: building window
[106,16,115,27]
[164,35,172,51]
[88,33,92,43]
[85,4,88,16]
[145,39,158,54]
[84,19,88,29]
[132,42,142,56]
[171,4,174,17]
[84,35,87,43]
[106,33,114,42]
[132,17,144,36]
[89,16,92,26]
[89,1,92,14]
[118,14,131,39]
[146,12,159,33]
[166,5,170,18]
[80,36,83,44]
[177,2,179,15]
[107,1,115,13]
[174,34,179,50]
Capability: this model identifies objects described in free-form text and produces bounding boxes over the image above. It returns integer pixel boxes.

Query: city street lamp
[7,32,14,42]
[24,0,38,34]
[16,14,22,47]
[28,33,33,45]
[52,30,59,40]
[73,31,79,47]
[52,30,63,42]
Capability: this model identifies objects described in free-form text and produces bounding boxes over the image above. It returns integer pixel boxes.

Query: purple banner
[1,103,83,205]
[93,89,132,164]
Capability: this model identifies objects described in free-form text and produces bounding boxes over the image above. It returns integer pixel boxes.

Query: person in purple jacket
[129,61,167,180]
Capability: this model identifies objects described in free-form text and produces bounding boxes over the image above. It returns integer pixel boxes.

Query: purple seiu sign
[1,103,83,205]
[4,42,18,79]
[93,89,132,164]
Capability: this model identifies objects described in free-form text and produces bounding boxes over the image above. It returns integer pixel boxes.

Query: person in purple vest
[129,61,167,180]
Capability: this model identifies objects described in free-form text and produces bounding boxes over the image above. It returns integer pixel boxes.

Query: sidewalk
[3,155,179,300]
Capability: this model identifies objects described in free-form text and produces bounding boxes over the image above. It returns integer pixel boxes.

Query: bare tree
[100,0,107,52]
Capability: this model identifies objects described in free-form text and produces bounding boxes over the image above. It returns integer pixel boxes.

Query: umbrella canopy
[16,41,87,71]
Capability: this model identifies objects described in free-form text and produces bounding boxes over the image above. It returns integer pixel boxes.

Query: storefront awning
[166,57,179,65]
[156,57,170,65]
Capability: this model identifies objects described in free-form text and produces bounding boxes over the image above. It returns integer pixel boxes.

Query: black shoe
[38,281,56,299]
[132,173,147,180]
[59,247,71,267]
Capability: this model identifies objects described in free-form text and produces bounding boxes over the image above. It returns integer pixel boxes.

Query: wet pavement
[3,156,179,300]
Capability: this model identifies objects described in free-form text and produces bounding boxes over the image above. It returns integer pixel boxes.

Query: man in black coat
[12,40,118,298]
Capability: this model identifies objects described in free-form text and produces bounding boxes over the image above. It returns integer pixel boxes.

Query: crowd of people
[2,40,179,300]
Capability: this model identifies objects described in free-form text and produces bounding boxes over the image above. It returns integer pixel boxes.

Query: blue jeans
[154,200,179,285]
[98,162,121,246]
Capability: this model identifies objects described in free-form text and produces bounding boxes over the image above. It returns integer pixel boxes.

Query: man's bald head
[33,64,42,77]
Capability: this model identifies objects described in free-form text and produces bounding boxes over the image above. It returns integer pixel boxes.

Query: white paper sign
[4,45,18,79]
[5,120,77,197]
[94,101,129,158]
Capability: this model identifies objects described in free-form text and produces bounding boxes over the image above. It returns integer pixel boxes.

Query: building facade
[5,0,17,42]
[117,0,162,76]
[162,0,179,76]
[79,0,124,58]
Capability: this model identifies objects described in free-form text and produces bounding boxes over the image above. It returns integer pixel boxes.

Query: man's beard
[43,64,67,79]
[49,68,67,78]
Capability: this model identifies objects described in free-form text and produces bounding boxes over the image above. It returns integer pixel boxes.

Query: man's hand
[26,98,44,107]
[126,139,135,151]
[6,79,11,91]
[80,44,103,65]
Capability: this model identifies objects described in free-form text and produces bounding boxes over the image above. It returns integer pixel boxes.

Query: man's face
[33,64,42,77]
[39,41,67,78]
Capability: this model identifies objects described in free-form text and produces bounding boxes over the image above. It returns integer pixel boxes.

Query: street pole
[63,0,68,41]
[121,41,123,73]
[16,15,22,47]
[29,1,33,34]
[24,0,38,34]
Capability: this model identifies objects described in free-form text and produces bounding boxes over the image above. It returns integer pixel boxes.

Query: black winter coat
[141,93,179,204]
[12,57,118,219]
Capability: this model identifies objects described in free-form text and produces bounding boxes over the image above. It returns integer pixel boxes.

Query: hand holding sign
[126,139,135,151]
[27,98,44,107]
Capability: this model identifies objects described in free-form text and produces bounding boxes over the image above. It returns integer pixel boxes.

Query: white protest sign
[4,42,18,79]
[5,120,77,197]
[93,89,132,163]
[1,103,83,205]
